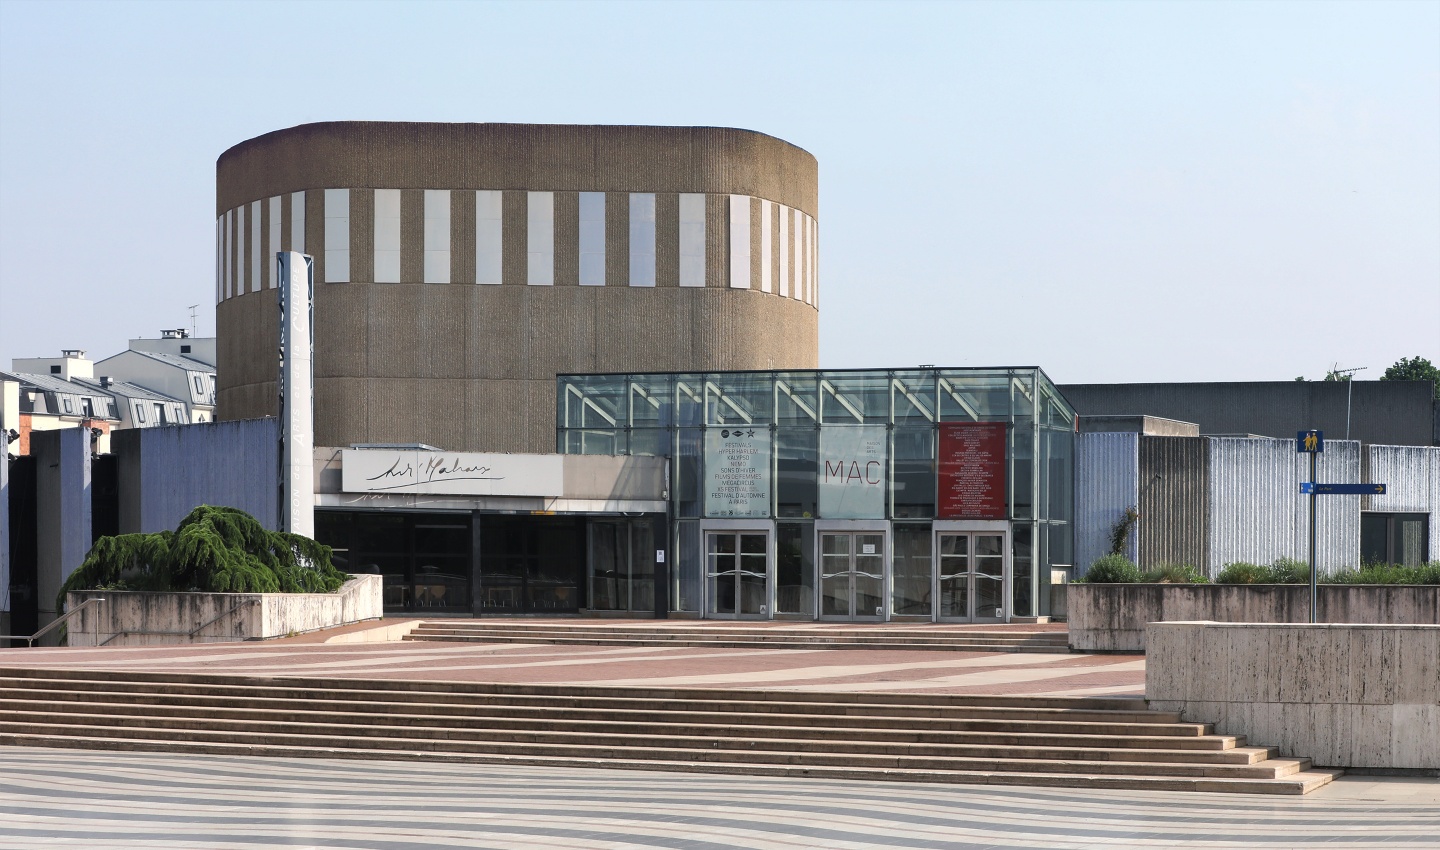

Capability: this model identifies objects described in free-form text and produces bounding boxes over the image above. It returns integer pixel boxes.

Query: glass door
[935,531,1006,622]
[820,532,885,620]
[706,531,769,619]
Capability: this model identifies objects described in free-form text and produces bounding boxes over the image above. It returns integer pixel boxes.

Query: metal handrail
[0,597,106,647]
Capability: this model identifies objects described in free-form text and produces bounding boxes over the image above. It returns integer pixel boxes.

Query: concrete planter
[1069,583,1440,652]
[64,574,382,646]
[1148,621,1440,770]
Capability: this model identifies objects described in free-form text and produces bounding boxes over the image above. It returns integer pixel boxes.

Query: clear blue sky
[1,0,1436,383]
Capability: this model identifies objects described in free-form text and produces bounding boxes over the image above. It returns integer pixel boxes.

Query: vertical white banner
[705,427,771,518]
[278,251,314,538]
[819,426,887,518]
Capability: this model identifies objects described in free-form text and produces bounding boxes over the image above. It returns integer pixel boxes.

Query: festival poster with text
[937,422,1008,519]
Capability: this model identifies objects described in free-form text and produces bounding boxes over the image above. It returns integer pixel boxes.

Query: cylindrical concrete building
[215,122,820,453]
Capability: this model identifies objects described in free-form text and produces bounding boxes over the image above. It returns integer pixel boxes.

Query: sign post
[1297,431,1322,624]
[1296,430,1389,624]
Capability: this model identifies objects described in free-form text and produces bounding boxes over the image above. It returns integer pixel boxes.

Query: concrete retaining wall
[1069,584,1440,651]
[65,574,381,646]
[1147,621,1440,770]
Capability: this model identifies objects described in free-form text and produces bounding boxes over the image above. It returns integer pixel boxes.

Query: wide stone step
[0,708,1269,764]
[0,696,1239,753]
[0,688,1198,736]
[405,627,1068,643]
[0,732,1342,794]
[401,631,1070,652]
[0,720,1306,778]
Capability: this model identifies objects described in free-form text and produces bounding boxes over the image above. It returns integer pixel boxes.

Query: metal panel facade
[134,419,279,533]
[1207,437,1359,575]
[1139,436,1208,571]
[1074,432,1138,574]
[1367,445,1440,560]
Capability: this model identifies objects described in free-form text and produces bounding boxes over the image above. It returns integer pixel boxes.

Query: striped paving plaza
[1,747,1436,849]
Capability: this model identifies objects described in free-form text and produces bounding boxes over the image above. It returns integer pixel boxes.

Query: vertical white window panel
[811,216,819,307]
[250,200,261,293]
[324,189,350,283]
[374,189,401,283]
[224,210,233,299]
[778,204,789,299]
[796,210,806,303]
[578,192,606,286]
[291,191,305,254]
[526,191,554,285]
[268,196,281,288]
[760,201,772,293]
[728,195,751,289]
[215,216,223,304]
[475,190,502,284]
[235,206,246,297]
[678,193,706,287]
[423,189,451,284]
[628,193,656,287]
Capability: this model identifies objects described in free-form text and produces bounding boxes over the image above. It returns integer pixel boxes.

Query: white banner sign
[341,450,563,497]
[819,426,887,518]
[705,427,771,518]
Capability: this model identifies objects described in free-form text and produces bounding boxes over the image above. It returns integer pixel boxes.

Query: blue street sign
[1299,483,1386,495]
[1296,430,1324,453]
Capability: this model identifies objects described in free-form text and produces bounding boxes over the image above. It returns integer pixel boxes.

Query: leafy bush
[58,505,348,612]
[1267,558,1310,584]
[1326,562,1440,585]
[1216,562,1269,584]
[1080,554,1142,583]
[1141,563,1210,584]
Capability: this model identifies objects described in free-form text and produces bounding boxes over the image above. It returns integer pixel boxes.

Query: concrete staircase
[0,668,1339,794]
[403,621,1075,653]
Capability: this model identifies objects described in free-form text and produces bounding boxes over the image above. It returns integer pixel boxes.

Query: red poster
[938,422,1008,519]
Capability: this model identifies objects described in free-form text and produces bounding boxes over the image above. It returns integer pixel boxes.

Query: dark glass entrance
[315,511,472,614]
[479,516,585,613]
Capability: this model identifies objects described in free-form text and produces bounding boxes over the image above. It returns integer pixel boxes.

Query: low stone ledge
[1147,621,1440,770]
[65,574,382,646]
[1070,584,1440,651]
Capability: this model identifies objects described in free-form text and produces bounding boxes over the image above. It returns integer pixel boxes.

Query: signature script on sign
[363,455,505,490]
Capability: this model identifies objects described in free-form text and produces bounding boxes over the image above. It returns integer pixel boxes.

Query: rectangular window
[679,193,705,287]
[291,191,305,254]
[811,216,819,306]
[475,190,502,284]
[578,192,605,286]
[1361,513,1431,567]
[324,189,350,283]
[234,207,245,296]
[628,193,655,287]
[729,195,750,289]
[250,200,261,293]
[268,196,281,288]
[795,209,806,303]
[424,189,450,284]
[215,216,223,304]
[374,188,402,283]
[760,201,772,293]
[225,209,233,299]
[779,204,790,298]
[526,191,554,285]
[135,403,146,423]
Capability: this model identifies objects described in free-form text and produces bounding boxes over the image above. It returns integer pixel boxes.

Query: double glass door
[820,532,885,619]
[706,532,769,618]
[936,532,1006,622]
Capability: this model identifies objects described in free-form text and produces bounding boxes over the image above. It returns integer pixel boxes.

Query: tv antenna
[189,304,199,339]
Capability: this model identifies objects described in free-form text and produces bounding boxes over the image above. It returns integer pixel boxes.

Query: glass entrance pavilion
[557,368,1077,622]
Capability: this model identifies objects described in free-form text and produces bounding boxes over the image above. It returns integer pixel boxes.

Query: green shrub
[1142,563,1210,584]
[58,505,348,613]
[1216,562,1268,584]
[1327,562,1440,585]
[1081,554,1142,583]
[1268,558,1310,584]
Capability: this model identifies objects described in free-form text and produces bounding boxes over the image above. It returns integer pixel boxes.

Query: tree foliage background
[1380,356,1440,398]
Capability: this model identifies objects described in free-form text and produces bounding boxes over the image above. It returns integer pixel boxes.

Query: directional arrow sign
[1299,483,1386,495]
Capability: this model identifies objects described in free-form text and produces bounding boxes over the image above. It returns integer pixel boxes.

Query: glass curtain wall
[558,368,1076,618]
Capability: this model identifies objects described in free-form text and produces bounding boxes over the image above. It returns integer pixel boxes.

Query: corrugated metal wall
[127,419,279,533]
[1207,437,1359,575]
[1074,432,1138,574]
[1367,444,1440,561]
[1139,437,1208,570]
